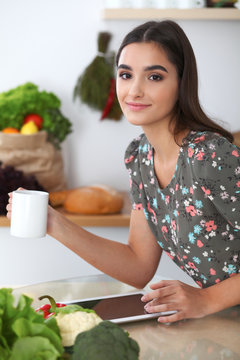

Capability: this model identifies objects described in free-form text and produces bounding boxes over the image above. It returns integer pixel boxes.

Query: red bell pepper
[36,295,66,319]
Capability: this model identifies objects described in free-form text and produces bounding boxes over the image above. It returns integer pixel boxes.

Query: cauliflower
[37,294,103,348]
[56,310,102,347]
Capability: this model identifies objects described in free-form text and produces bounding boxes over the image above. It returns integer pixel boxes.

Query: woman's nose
[128,79,144,98]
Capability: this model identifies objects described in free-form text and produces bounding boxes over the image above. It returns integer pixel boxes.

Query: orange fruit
[2,127,20,133]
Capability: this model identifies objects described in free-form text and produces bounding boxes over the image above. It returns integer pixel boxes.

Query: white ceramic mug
[10,190,49,238]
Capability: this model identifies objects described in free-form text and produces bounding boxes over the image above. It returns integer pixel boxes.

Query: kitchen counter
[13,274,240,360]
[0,191,131,227]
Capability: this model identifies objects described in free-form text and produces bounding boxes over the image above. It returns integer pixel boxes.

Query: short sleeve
[124,135,144,209]
[190,134,240,230]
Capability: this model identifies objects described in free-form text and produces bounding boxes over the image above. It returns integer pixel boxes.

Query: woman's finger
[146,289,177,307]
[142,281,176,302]
[150,280,178,290]
[158,311,183,324]
[145,301,177,314]
[6,203,11,211]
[141,289,162,302]
[149,280,170,289]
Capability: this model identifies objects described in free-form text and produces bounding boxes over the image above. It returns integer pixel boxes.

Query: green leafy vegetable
[9,336,60,360]
[73,32,122,121]
[0,288,64,360]
[72,320,140,360]
[0,82,72,148]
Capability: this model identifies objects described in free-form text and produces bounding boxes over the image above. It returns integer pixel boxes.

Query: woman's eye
[149,74,163,81]
[119,72,131,80]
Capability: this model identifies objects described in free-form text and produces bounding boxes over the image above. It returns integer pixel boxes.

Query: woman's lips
[126,102,151,111]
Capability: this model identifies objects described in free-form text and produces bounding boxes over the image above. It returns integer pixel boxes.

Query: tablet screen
[66,292,176,323]
[68,293,147,320]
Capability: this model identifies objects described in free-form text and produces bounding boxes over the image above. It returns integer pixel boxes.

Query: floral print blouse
[125,131,240,288]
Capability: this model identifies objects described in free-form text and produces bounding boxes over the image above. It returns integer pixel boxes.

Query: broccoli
[72,320,140,360]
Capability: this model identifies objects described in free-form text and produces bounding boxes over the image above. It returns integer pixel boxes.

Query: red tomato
[23,114,43,130]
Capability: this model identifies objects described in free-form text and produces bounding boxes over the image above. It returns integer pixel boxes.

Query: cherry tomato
[24,114,43,130]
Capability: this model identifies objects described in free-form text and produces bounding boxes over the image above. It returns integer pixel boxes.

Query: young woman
[7,20,240,323]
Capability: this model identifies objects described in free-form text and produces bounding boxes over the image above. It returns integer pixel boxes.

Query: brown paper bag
[0,131,66,192]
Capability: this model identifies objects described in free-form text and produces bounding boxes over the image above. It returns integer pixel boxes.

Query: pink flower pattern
[205,220,217,232]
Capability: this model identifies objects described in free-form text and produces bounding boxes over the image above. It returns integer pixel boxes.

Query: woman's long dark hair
[116,20,233,143]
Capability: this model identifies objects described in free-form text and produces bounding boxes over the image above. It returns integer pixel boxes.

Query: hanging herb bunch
[73,32,122,121]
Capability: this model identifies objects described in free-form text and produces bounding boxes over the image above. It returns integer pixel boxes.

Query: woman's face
[116,42,179,128]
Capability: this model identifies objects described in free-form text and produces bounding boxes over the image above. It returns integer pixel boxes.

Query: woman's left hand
[141,280,209,323]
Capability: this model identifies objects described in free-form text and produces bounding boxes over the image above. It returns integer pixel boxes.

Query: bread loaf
[63,185,124,214]
[49,189,72,207]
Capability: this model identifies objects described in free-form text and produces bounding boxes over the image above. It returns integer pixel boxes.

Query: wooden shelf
[0,192,131,228]
[0,216,10,227]
[103,8,240,20]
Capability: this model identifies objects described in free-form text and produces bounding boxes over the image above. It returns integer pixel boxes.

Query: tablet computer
[63,291,176,324]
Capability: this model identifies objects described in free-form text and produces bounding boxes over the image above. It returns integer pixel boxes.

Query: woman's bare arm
[46,206,162,288]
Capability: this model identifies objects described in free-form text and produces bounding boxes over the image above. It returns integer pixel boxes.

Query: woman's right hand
[6,192,13,220]
[6,187,25,220]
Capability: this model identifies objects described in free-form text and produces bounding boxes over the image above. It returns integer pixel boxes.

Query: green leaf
[44,316,61,336]
[0,288,64,359]
[9,336,60,360]
[0,344,10,360]
[12,318,63,354]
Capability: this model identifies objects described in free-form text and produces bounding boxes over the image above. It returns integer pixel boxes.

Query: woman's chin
[124,113,149,127]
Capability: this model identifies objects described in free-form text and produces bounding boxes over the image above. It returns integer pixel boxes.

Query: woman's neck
[142,122,189,189]
[142,122,184,164]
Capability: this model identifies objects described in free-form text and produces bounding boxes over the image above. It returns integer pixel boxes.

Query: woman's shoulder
[185,130,239,160]
[185,130,227,146]
[124,133,149,166]
[185,130,240,179]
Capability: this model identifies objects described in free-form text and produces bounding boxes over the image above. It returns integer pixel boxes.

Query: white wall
[0,0,239,191]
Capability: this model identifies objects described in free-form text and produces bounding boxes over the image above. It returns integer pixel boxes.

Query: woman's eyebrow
[117,64,168,73]
[117,64,132,70]
[144,65,168,73]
